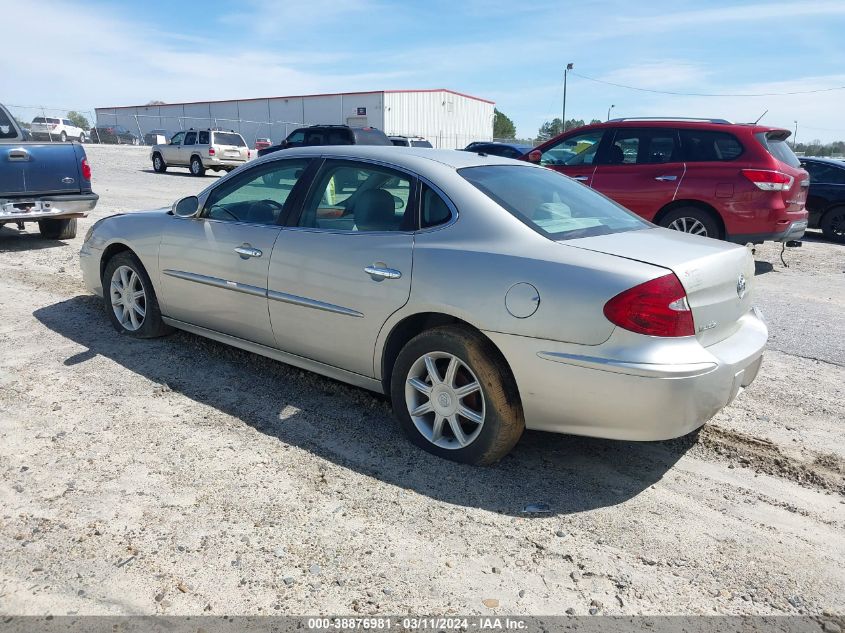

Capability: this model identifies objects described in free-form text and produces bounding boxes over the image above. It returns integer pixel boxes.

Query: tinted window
[32,117,46,123]
[198,131,210,144]
[170,132,184,145]
[460,165,648,240]
[541,130,605,166]
[602,129,679,165]
[63,119,73,126]
[47,118,60,124]
[411,140,433,148]
[756,132,801,168]
[680,130,743,161]
[351,128,392,145]
[0,109,18,139]
[421,185,452,228]
[391,139,409,147]
[285,131,305,146]
[802,162,845,185]
[298,162,413,232]
[184,132,197,146]
[214,132,245,147]
[205,159,310,225]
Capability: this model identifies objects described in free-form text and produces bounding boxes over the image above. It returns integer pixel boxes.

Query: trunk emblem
[736,274,747,299]
[61,176,75,184]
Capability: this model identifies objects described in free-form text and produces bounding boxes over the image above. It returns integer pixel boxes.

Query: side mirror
[527,149,542,164]
[172,196,200,218]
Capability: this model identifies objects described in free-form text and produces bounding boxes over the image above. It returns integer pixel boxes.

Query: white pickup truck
[0,103,98,239]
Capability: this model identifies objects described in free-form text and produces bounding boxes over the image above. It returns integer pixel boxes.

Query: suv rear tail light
[741,169,793,191]
[603,273,694,337]
[80,157,91,180]
[208,147,216,156]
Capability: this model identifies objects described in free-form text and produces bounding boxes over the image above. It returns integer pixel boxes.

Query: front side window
[285,131,305,147]
[184,132,197,146]
[169,132,184,145]
[298,162,414,232]
[204,159,311,225]
[460,165,648,240]
[540,130,605,166]
[63,119,73,126]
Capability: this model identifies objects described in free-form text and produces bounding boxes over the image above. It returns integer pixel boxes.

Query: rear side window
[756,131,801,168]
[680,130,743,161]
[602,128,679,165]
[461,165,648,240]
[213,132,245,147]
[198,131,210,144]
[47,118,60,124]
[421,185,452,228]
[351,128,392,145]
[391,139,407,146]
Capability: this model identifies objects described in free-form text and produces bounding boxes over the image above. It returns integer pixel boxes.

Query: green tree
[537,118,586,140]
[590,118,602,124]
[67,111,89,130]
[493,108,516,139]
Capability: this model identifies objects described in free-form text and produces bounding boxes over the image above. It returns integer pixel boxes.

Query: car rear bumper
[0,193,98,221]
[484,309,767,441]
[727,219,807,244]
[204,157,247,168]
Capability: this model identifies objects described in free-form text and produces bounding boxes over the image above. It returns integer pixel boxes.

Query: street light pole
[607,104,615,121]
[562,62,573,134]
[793,120,798,149]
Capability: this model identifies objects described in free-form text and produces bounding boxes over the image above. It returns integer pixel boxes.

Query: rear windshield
[0,109,18,139]
[213,132,246,147]
[352,128,392,145]
[460,165,649,240]
[411,140,433,148]
[756,131,800,168]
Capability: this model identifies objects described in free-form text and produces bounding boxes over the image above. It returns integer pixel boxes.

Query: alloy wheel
[110,265,146,331]
[667,216,708,236]
[405,351,486,449]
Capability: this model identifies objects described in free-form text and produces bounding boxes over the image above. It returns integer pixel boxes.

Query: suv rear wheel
[190,156,205,177]
[38,218,77,239]
[659,207,720,239]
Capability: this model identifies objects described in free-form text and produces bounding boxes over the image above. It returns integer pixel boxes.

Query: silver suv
[150,129,250,176]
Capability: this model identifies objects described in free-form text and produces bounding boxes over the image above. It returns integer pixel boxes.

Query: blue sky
[4,0,845,142]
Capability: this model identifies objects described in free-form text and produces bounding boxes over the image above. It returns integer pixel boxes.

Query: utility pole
[562,62,573,134]
[793,120,798,149]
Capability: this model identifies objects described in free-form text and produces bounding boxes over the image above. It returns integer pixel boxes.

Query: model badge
[699,321,717,332]
[736,274,747,299]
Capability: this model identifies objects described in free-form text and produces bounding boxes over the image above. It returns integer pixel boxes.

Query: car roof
[254,144,530,171]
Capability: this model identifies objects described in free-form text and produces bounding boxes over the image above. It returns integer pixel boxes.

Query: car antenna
[753,109,768,125]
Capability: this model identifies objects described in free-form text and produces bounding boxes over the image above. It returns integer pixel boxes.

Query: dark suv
[799,157,845,243]
[258,125,392,157]
[523,118,809,243]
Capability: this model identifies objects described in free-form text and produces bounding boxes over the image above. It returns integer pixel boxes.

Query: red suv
[523,118,809,243]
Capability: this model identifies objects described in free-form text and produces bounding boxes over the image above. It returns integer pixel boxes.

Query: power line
[571,72,845,97]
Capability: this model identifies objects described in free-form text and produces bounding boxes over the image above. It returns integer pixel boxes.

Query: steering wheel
[209,205,240,222]
[259,199,284,211]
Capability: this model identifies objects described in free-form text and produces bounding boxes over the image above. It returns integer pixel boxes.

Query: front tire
[190,156,206,177]
[820,206,845,243]
[102,252,172,338]
[59,131,67,142]
[152,153,167,173]
[659,207,721,239]
[390,326,524,465]
[78,133,86,143]
[38,218,77,239]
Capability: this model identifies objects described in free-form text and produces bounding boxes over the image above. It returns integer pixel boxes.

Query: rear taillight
[603,273,694,337]
[741,169,794,191]
[81,157,91,180]
[248,150,252,159]
[208,147,216,156]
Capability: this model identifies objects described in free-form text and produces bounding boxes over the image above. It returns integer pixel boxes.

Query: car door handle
[234,245,262,258]
[364,265,402,280]
[572,175,589,181]
[7,148,31,161]
[655,175,678,182]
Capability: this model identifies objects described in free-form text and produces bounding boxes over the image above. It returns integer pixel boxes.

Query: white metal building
[94,89,494,149]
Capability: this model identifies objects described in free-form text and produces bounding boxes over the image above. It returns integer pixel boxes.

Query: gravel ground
[0,145,843,617]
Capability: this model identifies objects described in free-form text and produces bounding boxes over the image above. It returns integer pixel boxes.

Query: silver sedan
[80,146,767,464]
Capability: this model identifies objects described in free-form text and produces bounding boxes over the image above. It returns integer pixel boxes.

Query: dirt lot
[0,145,843,617]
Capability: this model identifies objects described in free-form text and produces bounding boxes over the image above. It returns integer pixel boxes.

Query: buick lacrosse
[80,146,767,464]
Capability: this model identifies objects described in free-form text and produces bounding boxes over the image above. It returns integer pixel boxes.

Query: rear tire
[820,206,845,243]
[190,156,206,177]
[102,251,172,339]
[390,326,524,465]
[38,218,77,239]
[78,133,86,143]
[658,207,721,239]
[152,153,167,173]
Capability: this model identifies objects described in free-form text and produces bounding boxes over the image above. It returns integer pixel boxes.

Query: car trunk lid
[567,228,756,346]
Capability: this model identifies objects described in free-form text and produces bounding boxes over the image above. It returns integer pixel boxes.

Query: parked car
[464,141,533,159]
[143,129,171,146]
[30,116,87,143]
[390,135,433,148]
[90,125,138,145]
[254,138,272,151]
[80,146,765,464]
[257,125,392,157]
[1,103,98,239]
[799,157,845,243]
[150,129,250,177]
[523,117,809,243]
